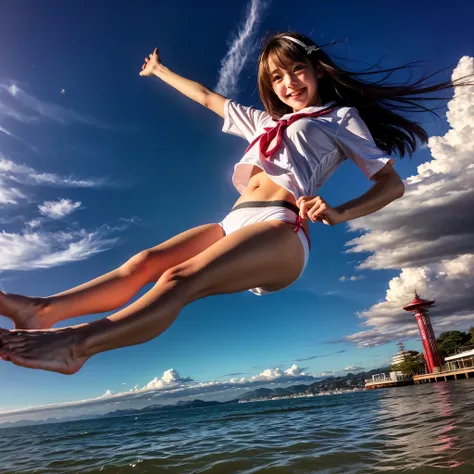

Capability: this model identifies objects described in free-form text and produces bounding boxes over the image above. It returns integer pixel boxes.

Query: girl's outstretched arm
[140,48,227,118]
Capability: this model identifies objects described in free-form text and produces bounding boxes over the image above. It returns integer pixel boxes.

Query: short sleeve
[336,107,394,179]
[222,99,272,142]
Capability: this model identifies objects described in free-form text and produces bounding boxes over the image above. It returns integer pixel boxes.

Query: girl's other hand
[296,195,343,226]
[139,48,161,76]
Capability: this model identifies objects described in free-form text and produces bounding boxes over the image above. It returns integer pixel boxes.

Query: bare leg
[0,224,224,329]
[0,220,305,374]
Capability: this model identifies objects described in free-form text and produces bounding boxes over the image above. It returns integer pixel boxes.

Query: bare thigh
[169,220,306,300]
[133,223,225,284]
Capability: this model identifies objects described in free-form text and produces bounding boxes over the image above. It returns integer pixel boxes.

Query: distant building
[444,348,474,371]
[391,349,413,377]
[365,344,415,390]
[392,350,411,366]
[364,371,413,390]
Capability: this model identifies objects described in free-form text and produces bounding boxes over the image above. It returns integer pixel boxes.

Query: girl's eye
[294,65,304,71]
[272,75,281,82]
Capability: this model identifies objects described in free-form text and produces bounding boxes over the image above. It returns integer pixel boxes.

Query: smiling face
[268,56,323,112]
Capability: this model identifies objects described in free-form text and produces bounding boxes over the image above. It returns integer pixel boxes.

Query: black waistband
[231,200,299,215]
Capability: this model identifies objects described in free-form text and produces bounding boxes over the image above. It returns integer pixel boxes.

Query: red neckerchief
[244,106,336,249]
[245,106,336,158]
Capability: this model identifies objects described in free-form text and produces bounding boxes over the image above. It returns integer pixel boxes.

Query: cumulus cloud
[38,199,81,219]
[215,0,268,96]
[142,369,193,390]
[344,56,474,347]
[0,365,320,420]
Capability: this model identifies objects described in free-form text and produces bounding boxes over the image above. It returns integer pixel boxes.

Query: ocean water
[1,380,473,474]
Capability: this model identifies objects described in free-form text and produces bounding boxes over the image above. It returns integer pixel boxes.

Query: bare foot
[0,291,53,329]
[0,327,88,374]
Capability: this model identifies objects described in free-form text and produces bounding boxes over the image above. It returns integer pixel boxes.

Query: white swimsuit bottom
[218,201,310,296]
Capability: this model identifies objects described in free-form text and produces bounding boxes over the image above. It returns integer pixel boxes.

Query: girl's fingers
[308,201,326,222]
[308,204,319,222]
[296,196,308,207]
[299,201,307,218]
[299,198,314,218]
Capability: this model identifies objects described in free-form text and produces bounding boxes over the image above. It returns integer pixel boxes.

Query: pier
[413,367,473,383]
[365,373,413,390]
[414,348,474,383]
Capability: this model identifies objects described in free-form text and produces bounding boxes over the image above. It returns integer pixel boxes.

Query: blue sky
[0,0,473,422]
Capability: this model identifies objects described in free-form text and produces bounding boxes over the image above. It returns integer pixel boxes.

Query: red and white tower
[403,292,443,373]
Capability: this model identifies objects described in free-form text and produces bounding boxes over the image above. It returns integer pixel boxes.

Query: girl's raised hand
[296,195,343,226]
[139,48,161,76]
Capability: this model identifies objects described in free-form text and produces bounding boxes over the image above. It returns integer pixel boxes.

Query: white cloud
[0,228,119,271]
[142,369,193,390]
[343,365,363,372]
[0,156,106,210]
[0,154,126,271]
[339,275,365,282]
[344,56,474,347]
[215,0,268,96]
[38,199,81,219]
[0,365,320,419]
[240,364,310,383]
[320,371,334,377]
[0,156,106,190]
[0,124,35,149]
[0,177,26,206]
[0,83,117,130]
[0,125,13,137]
[27,218,42,229]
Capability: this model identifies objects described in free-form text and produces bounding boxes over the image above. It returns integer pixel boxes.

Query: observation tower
[403,292,443,373]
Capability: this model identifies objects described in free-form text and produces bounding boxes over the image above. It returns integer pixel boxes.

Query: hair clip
[282,36,320,55]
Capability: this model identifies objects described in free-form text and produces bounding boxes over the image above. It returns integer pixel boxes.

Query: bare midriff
[232,166,309,234]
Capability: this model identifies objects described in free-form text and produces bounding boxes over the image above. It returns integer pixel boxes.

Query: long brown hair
[257,32,473,157]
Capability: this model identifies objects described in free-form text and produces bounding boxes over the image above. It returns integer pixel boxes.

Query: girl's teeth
[290,90,303,97]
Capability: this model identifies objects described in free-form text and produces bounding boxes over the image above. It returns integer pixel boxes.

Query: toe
[4,352,29,367]
[4,341,27,351]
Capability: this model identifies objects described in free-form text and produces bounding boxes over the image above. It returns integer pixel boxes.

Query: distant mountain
[307,369,389,394]
[0,368,390,429]
[239,388,276,401]
[285,384,314,394]
[236,368,390,402]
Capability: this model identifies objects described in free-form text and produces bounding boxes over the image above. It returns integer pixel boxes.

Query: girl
[0,32,469,374]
